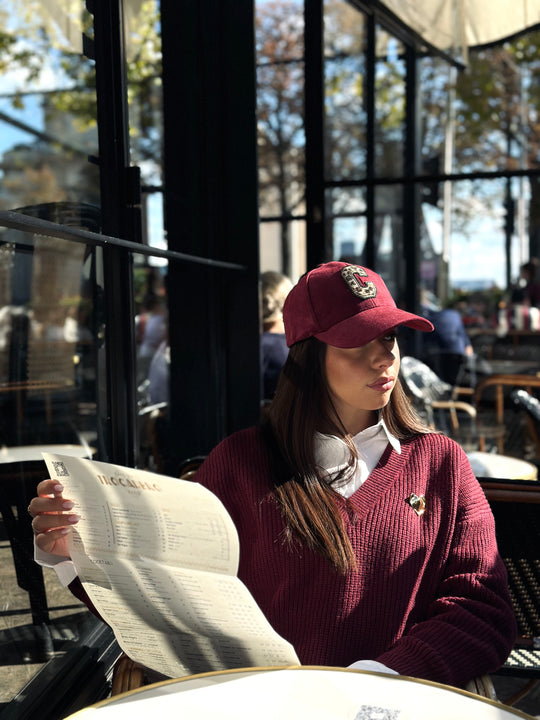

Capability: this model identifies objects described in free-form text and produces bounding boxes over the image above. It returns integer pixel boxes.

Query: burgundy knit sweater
[193,426,516,688]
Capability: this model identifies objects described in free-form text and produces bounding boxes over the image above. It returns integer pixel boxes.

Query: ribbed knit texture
[195,427,517,688]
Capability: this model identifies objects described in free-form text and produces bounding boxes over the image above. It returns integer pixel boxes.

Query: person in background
[505,259,540,332]
[137,295,168,384]
[421,293,475,386]
[29,262,516,689]
[511,258,540,308]
[147,339,170,405]
[260,270,293,402]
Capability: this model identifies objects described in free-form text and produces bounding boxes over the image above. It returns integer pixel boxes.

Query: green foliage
[0,2,162,169]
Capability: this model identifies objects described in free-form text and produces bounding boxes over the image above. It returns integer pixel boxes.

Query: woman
[260,270,293,400]
[30,262,516,689]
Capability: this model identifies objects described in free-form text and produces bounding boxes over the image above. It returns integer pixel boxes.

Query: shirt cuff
[34,543,78,587]
[347,660,399,675]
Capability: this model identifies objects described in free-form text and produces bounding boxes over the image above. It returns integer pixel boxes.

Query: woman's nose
[370,341,396,368]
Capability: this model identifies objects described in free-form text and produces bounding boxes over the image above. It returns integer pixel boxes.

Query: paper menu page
[72,555,300,677]
[42,453,239,574]
[41,453,300,676]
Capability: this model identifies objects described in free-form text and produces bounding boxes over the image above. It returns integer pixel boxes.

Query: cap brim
[314,307,433,348]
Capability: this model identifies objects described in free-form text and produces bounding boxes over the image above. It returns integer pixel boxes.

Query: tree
[0,1,162,189]
[420,34,540,265]
[256,0,305,275]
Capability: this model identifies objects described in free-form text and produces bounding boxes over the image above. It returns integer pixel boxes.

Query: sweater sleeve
[376,453,517,687]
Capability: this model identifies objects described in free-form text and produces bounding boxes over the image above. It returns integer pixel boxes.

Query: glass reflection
[0,0,101,705]
[134,260,169,474]
[0,228,103,704]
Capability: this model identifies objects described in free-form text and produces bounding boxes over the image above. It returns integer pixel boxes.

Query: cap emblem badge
[340,265,377,300]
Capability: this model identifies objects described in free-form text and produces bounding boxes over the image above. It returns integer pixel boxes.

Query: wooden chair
[480,477,540,706]
[177,455,207,480]
[111,654,153,696]
[400,356,509,452]
[474,374,540,454]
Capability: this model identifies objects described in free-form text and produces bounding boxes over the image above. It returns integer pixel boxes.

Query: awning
[380,0,540,57]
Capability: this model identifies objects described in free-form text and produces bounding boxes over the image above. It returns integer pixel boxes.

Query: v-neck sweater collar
[313,418,401,499]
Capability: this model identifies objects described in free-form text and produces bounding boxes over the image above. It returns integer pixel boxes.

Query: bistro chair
[399,356,480,450]
[511,389,540,463]
[400,356,508,453]
[474,373,540,455]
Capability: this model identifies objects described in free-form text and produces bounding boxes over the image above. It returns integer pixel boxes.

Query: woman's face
[324,330,400,435]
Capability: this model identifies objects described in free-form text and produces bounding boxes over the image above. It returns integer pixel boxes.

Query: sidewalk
[0,522,91,710]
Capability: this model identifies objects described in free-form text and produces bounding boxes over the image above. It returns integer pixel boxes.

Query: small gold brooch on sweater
[407,493,426,516]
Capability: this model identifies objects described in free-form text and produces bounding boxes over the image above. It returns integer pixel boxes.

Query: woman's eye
[382,331,397,342]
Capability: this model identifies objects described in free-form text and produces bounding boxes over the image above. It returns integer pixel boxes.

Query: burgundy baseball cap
[283,262,433,348]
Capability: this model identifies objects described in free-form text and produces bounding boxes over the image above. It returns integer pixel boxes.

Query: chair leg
[501,679,540,707]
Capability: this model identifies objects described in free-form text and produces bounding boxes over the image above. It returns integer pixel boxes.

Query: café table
[486,360,540,376]
[0,378,75,428]
[0,443,95,659]
[474,373,540,454]
[64,666,536,719]
[0,442,96,464]
[466,451,538,481]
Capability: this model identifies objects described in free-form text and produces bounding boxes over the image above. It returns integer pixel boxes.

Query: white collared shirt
[313,418,401,498]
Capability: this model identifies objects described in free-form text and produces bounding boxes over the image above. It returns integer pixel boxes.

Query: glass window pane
[255,1,306,229]
[0,4,99,214]
[324,0,367,181]
[375,26,405,178]
[0,5,108,701]
[374,184,404,299]
[418,53,450,211]
[421,174,533,354]
[125,0,164,253]
[259,219,307,280]
[0,225,104,701]
[327,187,366,262]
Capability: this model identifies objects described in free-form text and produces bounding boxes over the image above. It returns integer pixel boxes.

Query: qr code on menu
[354,706,401,720]
[52,461,69,477]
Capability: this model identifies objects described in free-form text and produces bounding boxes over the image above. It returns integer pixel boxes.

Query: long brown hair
[261,337,430,573]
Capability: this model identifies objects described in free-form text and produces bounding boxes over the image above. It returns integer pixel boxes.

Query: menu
[42,453,300,678]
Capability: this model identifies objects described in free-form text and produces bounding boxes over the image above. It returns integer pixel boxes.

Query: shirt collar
[314,417,401,468]
[371,417,402,454]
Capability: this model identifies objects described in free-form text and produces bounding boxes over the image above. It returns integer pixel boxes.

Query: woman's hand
[28,479,80,558]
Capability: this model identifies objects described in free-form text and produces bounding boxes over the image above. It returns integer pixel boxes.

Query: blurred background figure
[147,338,170,405]
[504,259,540,332]
[421,290,476,387]
[136,294,168,384]
[260,270,293,402]
[511,259,540,308]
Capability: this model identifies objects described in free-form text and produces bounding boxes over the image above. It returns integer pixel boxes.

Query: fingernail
[53,484,64,493]
[62,501,74,510]
[67,514,80,524]
[60,528,71,535]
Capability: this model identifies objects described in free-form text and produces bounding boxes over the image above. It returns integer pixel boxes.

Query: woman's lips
[368,377,394,392]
